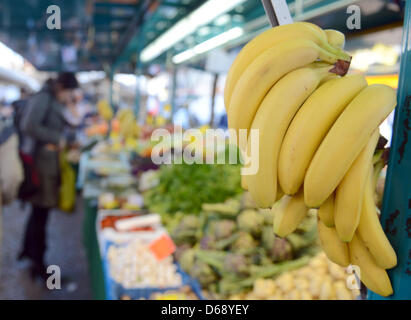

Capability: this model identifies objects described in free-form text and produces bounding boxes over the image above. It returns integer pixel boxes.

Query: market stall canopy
[0,66,40,92]
[0,0,153,71]
[0,0,404,72]
[114,0,405,71]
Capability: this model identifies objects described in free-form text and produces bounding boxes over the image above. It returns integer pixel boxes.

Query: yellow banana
[317,218,350,267]
[349,234,393,297]
[325,29,345,49]
[278,74,367,195]
[318,193,335,227]
[227,38,349,142]
[246,66,331,208]
[273,190,307,238]
[224,22,349,110]
[334,129,380,242]
[241,174,248,190]
[304,84,397,208]
[358,165,397,269]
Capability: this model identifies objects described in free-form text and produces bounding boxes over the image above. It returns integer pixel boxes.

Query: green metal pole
[135,31,144,119]
[109,69,114,109]
[170,67,177,122]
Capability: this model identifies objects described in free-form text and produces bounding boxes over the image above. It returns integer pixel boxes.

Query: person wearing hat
[18,72,80,281]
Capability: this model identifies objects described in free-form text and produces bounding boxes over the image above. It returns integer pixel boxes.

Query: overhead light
[140,0,246,63]
[172,27,244,64]
[198,26,211,36]
[214,14,231,26]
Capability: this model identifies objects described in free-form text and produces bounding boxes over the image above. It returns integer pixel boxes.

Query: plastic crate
[101,240,205,300]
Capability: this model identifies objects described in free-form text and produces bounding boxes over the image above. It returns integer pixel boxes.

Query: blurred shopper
[0,110,24,271]
[17,72,79,281]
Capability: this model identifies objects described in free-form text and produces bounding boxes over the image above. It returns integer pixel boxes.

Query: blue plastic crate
[101,240,205,300]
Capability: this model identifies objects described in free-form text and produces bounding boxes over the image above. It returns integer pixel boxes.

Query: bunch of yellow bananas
[116,108,139,141]
[97,99,113,121]
[225,22,397,297]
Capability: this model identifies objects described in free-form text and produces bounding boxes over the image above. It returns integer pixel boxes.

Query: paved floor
[0,198,92,300]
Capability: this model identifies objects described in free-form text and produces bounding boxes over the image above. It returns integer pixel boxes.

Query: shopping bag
[58,150,76,212]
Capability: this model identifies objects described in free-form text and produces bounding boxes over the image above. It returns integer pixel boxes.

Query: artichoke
[190,260,218,287]
[223,253,250,277]
[171,214,201,245]
[209,219,236,240]
[268,237,293,262]
[179,214,201,229]
[174,244,191,261]
[237,210,264,236]
[200,235,217,250]
[261,226,276,251]
[179,249,196,272]
[231,231,257,253]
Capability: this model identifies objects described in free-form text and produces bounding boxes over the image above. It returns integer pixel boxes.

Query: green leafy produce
[144,157,242,214]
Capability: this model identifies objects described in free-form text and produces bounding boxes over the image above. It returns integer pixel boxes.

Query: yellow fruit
[317,218,350,267]
[278,74,367,195]
[325,29,345,49]
[318,193,335,227]
[334,129,379,242]
[357,165,397,269]
[224,22,349,110]
[349,234,393,297]
[304,84,397,208]
[246,66,331,208]
[273,189,307,237]
[227,38,348,140]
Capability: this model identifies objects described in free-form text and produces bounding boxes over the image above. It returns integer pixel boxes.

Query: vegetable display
[170,194,320,298]
[144,147,242,215]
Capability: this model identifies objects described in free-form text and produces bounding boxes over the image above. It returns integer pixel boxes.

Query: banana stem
[329,59,351,76]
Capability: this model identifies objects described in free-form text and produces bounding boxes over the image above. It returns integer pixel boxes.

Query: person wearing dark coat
[18,72,79,281]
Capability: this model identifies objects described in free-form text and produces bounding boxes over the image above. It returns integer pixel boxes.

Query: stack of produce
[114,108,140,146]
[229,252,359,300]
[225,21,397,296]
[97,99,113,121]
[107,238,182,289]
[171,194,320,298]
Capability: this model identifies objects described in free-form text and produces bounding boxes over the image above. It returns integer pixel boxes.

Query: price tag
[148,233,176,261]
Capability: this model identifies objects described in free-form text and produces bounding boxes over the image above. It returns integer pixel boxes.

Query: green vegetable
[231,231,257,253]
[208,219,236,240]
[190,260,218,287]
[237,210,264,236]
[179,249,196,272]
[144,146,242,215]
